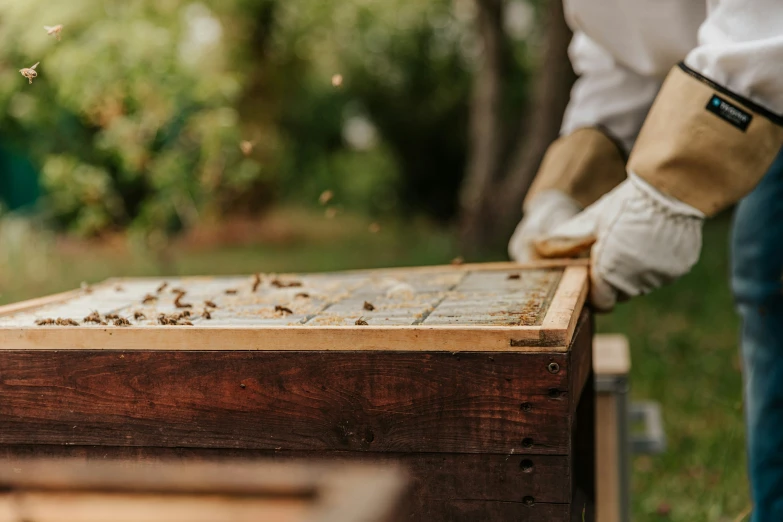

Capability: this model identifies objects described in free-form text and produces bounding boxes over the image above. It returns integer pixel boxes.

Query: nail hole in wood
[548,388,562,399]
[523,496,535,506]
[520,459,534,473]
[522,438,533,448]
[520,402,532,412]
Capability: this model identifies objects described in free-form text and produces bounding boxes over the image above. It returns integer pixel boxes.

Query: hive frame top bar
[0,260,588,353]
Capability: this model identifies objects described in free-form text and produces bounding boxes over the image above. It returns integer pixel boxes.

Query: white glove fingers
[509,191,582,262]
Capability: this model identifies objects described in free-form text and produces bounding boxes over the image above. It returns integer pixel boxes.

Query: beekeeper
[507,1,783,519]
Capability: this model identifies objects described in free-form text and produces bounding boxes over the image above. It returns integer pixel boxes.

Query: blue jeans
[731,148,783,522]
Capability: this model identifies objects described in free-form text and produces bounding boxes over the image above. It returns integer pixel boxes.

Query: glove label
[706,95,752,132]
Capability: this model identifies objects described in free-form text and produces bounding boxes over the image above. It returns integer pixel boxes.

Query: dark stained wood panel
[0,350,571,454]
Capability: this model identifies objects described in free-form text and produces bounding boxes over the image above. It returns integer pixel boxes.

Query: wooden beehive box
[0,459,407,522]
[0,261,593,522]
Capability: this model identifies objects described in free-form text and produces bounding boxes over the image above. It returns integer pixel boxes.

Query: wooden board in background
[0,459,407,522]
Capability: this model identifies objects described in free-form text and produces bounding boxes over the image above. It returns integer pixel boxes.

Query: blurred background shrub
[0,0,552,246]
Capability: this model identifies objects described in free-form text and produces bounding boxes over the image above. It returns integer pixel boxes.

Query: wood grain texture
[0,324,571,353]
[568,311,594,417]
[539,266,589,347]
[564,311,595,521]
[0,448,572,504]
[595,395,620,522]
[0,350,571,454]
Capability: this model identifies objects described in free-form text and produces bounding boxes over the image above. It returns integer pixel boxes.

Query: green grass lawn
[0,209,748,521]
[598,214,748,522]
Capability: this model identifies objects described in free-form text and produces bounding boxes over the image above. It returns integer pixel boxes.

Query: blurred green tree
[0,0,264,240]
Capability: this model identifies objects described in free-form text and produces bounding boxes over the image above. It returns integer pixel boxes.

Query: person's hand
[532,172,705,311]
[508,190,582,262]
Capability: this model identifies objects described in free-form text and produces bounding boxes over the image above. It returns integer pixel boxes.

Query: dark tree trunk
[458,0,576,254]
[494,0,577,231]
[458,0,505,252]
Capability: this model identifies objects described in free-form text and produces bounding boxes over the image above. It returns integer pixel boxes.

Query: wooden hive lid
[0,260,588,353]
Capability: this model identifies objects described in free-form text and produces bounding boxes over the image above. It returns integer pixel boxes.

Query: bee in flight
[44,25,63,41]
[19,62,39,84]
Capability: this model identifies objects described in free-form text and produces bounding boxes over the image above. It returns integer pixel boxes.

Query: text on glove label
[706,95,752,132]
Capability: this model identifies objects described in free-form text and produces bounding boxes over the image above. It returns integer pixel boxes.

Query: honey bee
[507,273,521,280]
[156,282,168,293]
[104,313,120,320]
[363,301,375,311]
[270,279,302,288]
[142,294,158,304]
[252,273,262,292]
[174,294,193,309]
[240,140,254,156]
[56,318,79,326]
[19,62,39,84]
[113,318,131,327]
[44,25,63,41]
[35,318,56,326]
[204,300,218,308]
[224,288,238,295]
[83,311,103,324]
[133,311,146,320]
[295,292,310,299]
[319,190,334,205]
[202,308,212,320]
[355,317,369,326]
[171,288,186,296]
[275,305,293,315]
[179,320,194,326]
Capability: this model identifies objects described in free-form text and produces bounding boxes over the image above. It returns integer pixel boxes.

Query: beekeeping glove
[508,191,581,262]
[508,127,627,262]
[534,65,783,311]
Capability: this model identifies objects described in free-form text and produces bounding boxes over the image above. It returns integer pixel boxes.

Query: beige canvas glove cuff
[630,64,783,216]
[525,127,628,209]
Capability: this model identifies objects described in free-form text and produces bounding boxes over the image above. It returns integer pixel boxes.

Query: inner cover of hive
[0,267,563,328]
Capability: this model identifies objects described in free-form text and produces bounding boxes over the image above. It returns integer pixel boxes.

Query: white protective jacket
[562,0,783,154]
[511,0,783,309]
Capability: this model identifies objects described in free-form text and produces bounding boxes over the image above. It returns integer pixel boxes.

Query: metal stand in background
[595,335,667,522]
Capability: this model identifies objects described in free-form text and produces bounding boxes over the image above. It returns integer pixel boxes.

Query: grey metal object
[630,401,667,455]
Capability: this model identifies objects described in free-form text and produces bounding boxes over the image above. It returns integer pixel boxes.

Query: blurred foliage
[0,0,539,236]
[0,0,262,239]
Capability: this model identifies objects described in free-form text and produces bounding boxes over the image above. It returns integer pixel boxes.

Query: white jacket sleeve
[561,0,705,151]
[561,33,662,153]
[686,0,783,114]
